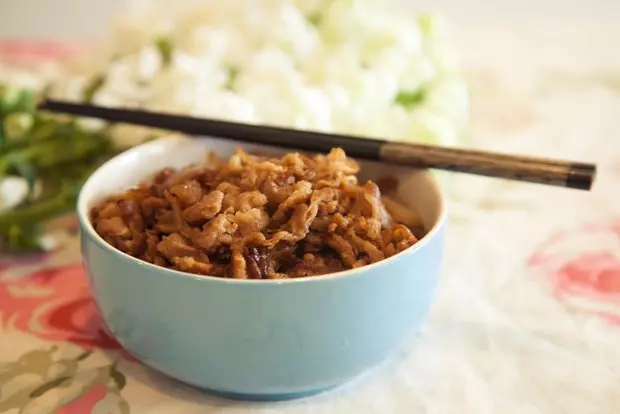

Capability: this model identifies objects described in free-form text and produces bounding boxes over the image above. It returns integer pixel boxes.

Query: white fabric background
[1,0,619,39]
[0,2,619,413]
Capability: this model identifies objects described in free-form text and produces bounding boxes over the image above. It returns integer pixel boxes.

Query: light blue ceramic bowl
[78,135,447,401]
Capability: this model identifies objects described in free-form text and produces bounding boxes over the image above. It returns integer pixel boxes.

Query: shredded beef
[90,148,422,279]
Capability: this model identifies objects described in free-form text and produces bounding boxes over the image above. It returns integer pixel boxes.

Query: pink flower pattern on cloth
[57,385,108,414]
[0,264,132,412]
[529,221,620,323]
[0,263,122,349]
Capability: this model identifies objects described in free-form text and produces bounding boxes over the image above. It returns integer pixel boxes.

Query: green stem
[0,182,80,233]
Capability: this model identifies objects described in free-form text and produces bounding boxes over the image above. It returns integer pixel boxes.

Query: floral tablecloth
[1,21,620,414]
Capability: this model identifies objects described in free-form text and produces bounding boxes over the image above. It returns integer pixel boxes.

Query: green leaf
[3,113,34,142]
[83,75,106,103]
[394,89,426,109]
[0,86,36,115]
[418,14,435,36]
[12,89,36,113]
[0,87,117,249]
[6,158,38,197]
[155,36,173,67]
[0,85,21,115]
[0,117,54,155]
[11,125,112,172]
[0,181,81,234]
[25,116,59,142]
[6,224,44,253]
[307,11,323,27]
[225,66,239,90]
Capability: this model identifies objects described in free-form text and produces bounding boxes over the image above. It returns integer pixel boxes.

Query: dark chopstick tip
[566,165,596,191]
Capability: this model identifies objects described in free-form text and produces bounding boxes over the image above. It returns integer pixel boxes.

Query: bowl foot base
[203,385,337,401]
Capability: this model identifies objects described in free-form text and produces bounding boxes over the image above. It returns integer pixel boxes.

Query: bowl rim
[78,136,448,286]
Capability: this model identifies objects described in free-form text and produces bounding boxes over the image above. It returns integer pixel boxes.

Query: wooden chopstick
[38,99,596,191]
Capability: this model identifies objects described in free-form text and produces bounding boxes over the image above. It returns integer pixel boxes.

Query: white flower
[425,78,470,127]
[133,45,162,81]
[47,75,91,101]
[268,3,320,62]
[362,16,423,61]
[0,177,31,213]
[192,90,258,123]
[237,46,298,86]
[43,0,468,148]
[399,55,438,92]
[0,63,53,91]
[408,107,461,146]
[320,82,351,111]
[304,46,360,85]
[290,85,332,130]
[173,25,230,61]
[332,104,409,140]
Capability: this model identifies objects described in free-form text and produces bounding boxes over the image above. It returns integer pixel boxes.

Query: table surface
[1,3,620,413]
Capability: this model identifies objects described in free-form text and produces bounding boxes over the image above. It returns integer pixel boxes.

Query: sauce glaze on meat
[90,148,420,279]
